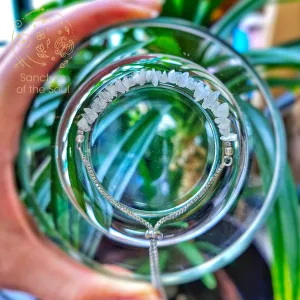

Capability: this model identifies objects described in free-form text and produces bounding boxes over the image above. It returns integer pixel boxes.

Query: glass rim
[53,17,286,285]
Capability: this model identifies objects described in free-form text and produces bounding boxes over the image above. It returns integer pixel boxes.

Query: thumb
[3,231,160,300]
[0,164,160,300]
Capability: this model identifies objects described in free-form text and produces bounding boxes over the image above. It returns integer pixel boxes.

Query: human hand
[0,1,162,299]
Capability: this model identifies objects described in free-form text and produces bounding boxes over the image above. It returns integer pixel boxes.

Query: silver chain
[77,145,228,299]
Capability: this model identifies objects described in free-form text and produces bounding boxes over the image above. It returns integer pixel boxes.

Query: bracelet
[76,68,237,298]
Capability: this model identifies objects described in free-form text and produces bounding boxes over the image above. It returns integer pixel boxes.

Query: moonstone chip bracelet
[77,69,237,143]
[75,68,238,299]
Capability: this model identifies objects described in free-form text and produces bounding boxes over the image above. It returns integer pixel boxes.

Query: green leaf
[148,36,182,56]
[162,0,223,25]
[105,108,169,201]
[31,157,51,210]
[246,48,300,69]
[92,97,147,142]
[211,0,266,38]
[74,40,152,87]
[239,100,300,300]
[199,0,266,61]
[176,242,217,290]
[266,77,300,90]
[193,0,223,25]
[162,0,184,18]
[28,96,62,127]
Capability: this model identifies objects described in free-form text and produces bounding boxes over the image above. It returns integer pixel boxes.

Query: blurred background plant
[1,0,300,299]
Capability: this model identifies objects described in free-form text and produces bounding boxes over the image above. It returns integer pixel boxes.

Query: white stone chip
[122,76,130,91]
[210,101,220,113]
[82,113,94,124]
[91,102,102,113]
[221,133,237,141]
[218,119,231,129]
[103,91,113,102]
[151,69,158,86]
[175,72,182,84]
[187,77,196,90]
[98,99,107,109]
[160,71,168,83]
[156,70,162,82]
[193,82,205,101]
[219,128,230,137]
[95,92,105,103]
[202,91,220,109]
[115,79,126,93]
[168,70,177,84]
[84,108,98,120]
[215,103,229,118]
[139,69,146,86]
[128,77,135,87]
[106,85,117,97]
[146,70,152,82]
[132,73,139,85]
[214,117,227,124]
[78,118,91,132]
[178,72,189,88]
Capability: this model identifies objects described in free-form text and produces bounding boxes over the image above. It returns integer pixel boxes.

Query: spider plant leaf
[103,107,170,202]
[31,157,51,210]
[225,74,300,96]
[205,47,300,74]
[91,98,143,142]
[199,0,266,61]
[162,0,185,17]
[245,48,300,69]
[211,0,266,39]
[28,94,62,127]
[74,40,152,87]
[239,100,300,300]
[193,0,223,25]
[266,77,300,90]
[148,36,182,56]
[162,0,223,25]
[176,242,217,290]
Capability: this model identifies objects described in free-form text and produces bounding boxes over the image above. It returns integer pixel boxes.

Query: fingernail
[119,289,162,300]
[127,0,164,9]
[149,9,159,18]
[120,296,160,300]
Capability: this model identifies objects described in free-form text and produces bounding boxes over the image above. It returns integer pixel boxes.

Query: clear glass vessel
[18,18,285,285]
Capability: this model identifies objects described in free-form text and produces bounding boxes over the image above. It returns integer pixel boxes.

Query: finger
[2,225,160,300]
[0,0,160,164]
[0,1,162,299]
[128,0,164,11]
[0,164,160,300]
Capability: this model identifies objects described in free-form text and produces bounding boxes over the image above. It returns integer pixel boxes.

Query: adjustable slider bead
[225,147,233,156]
[145,229,163,240]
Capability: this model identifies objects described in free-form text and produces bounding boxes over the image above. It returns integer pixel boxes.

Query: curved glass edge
[54,18,286,285]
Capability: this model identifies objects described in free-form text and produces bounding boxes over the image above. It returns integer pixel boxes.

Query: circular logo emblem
[12,8,74,69]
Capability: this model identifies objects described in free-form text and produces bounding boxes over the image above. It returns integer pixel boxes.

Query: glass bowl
[17,18,285,285]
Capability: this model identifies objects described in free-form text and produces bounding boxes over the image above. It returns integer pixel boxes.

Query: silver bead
[223,156,233,166]
[76,135,84,143]
[225,147,233,156]
[145,229,163,240]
